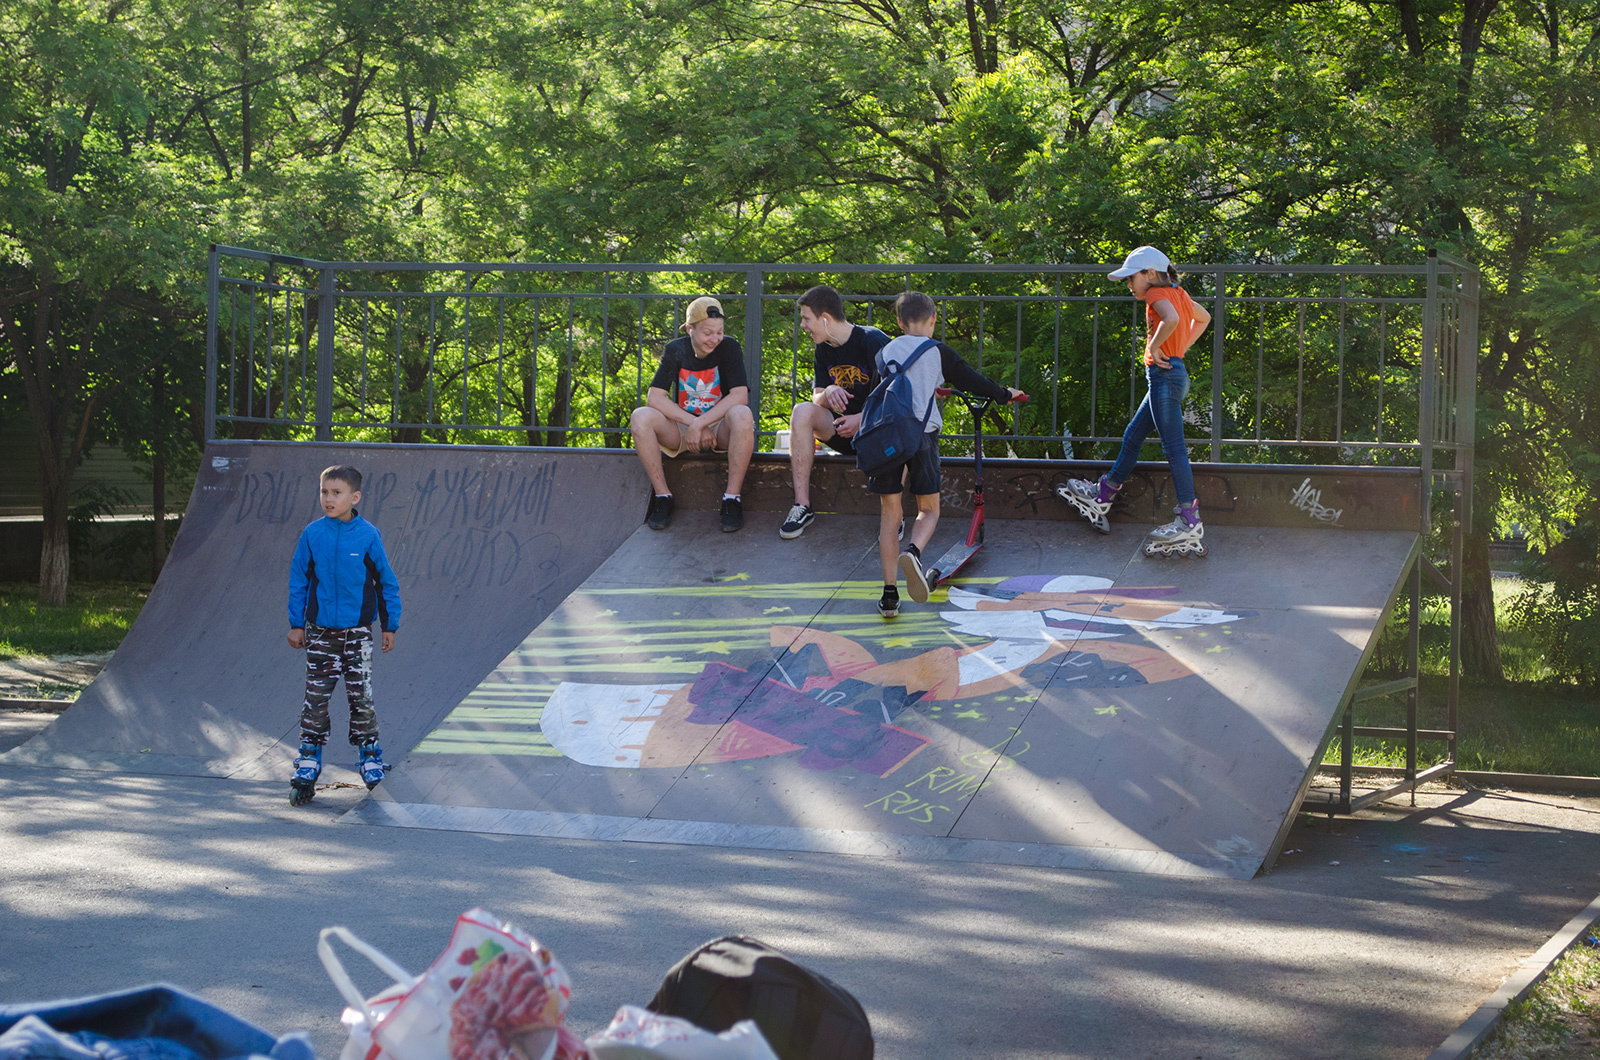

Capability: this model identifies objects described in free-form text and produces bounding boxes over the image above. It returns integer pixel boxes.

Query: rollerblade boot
[289,740,322,805]
[358,743,392,790]
[1144,501,1206,558]
[1057,476,1119,534]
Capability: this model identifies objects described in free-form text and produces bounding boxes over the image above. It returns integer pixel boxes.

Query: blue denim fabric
[1107,358,1197,506]
[0,987,314,1060]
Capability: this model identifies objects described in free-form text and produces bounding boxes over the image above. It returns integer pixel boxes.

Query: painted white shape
[957,638,1056,686]
[540,681,689,768]
[1123,606,1249,630]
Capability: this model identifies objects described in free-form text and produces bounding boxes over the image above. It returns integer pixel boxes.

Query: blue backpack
[853,338,939,477]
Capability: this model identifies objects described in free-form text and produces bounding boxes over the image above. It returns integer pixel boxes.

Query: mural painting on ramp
[534,577,1253,778]
[356,516,1422,878]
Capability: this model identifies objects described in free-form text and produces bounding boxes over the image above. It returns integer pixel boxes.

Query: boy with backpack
[860,291,1022,618]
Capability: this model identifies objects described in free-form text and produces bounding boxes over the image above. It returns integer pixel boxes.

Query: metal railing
[203,247,1476,477]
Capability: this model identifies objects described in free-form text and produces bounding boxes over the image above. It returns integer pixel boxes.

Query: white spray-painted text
[1290,478,1344,524]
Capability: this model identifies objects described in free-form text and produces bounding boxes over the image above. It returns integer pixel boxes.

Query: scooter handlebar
[934,387,1030,404]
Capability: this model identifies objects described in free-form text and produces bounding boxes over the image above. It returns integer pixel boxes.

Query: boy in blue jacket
[286,465,403,805]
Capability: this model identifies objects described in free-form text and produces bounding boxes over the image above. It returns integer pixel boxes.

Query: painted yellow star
[1206,645,1227,654]
[649,655,679,665]
[1094,705,1119,716]
[882,636,914,648]
[955,708,985,720]
[720,572,750,582]
[763,606,792,615]
[698,641,732,655]
[595,609,618,618]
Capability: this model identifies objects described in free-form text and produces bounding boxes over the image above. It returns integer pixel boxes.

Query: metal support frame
[1311,250,1479,817]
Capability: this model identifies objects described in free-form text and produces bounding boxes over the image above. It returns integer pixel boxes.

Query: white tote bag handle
[318,925,420,1023]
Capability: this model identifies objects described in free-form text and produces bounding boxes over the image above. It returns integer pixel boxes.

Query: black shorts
[867,431,941,496]
[824,430,857,456]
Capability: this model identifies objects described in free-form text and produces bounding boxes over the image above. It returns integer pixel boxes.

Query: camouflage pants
[299,625,380,747]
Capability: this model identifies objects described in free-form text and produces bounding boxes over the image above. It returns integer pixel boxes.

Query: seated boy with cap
[628,296,756,532]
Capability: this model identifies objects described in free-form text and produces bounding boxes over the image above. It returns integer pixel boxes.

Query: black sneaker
[720,496,744,532]
[878,587,900,618]
[646,493,674,530]
[898,548,929,603]
[779,504,815,540]
[898,517,906,542]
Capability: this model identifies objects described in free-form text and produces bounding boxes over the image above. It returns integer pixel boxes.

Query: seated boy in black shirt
[780,285,892,540]
[629,296,755,532]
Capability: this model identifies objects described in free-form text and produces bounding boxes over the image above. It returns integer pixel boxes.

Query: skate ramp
[350,501,1419,879]
[1,442,650,780]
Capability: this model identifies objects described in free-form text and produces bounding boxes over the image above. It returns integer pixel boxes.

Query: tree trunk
[1461,527,1502,681]
[151,360,168,581]
[39,462,70,607]
[548,366,571,447]
[523,369,543,446]
[24,289,73,607]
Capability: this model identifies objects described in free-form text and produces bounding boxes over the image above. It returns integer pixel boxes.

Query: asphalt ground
[4,722,1600,1060]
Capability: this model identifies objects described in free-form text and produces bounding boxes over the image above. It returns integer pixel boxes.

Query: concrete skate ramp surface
[353,500,1419,879]
[1,442,649,780]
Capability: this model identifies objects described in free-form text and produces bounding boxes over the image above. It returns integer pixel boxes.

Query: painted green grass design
[587,577,1005,600]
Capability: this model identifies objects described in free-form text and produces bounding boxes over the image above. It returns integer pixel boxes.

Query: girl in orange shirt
[1059,245,1212,556]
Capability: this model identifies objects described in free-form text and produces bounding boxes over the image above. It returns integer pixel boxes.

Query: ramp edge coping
[342,799,1261,880]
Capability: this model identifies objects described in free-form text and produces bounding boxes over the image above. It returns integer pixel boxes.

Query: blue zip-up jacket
[287,513,402,631]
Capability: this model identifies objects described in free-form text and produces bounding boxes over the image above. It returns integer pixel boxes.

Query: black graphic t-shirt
[814,325,891,416]
[649,335,748,415]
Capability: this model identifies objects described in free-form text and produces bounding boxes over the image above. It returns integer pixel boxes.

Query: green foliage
[1476,941,1600,1060]
[1,0,1598,627]
[1510,527,1600,687]
[0,581,150,658]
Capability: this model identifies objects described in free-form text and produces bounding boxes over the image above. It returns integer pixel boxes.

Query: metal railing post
[205,245,221,442]
[316,266,336,441]
[1419,251,1439,528]
[744,268,764,429]
[1406,558,1420,799]
[1210,269,1226,462]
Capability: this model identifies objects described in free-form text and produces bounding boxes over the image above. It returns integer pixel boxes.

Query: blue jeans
[1107,359,1196,507]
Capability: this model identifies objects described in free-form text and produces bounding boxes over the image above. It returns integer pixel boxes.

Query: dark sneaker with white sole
[646,493,675,530]
[720,496,744,532]
[780,504,815,539]
[898,548,930,603]
[878,587,900,618]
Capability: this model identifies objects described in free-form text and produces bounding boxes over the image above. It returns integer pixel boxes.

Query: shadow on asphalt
[3,762,1599,1060]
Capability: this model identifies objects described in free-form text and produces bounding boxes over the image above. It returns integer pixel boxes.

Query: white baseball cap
[1109,246,1172,279]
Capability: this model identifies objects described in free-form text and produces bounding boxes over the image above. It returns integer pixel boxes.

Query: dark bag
[853,339,939,477]
[647,936,873,1060]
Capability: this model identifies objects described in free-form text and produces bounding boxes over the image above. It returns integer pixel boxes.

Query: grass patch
[1325,576,1600,777]
[1475,939,1600,1059]
[0,581,151,658]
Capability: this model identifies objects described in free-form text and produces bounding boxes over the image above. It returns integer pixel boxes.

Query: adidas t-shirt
[649,335,749,414]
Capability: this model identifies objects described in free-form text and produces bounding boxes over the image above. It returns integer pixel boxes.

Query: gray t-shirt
[876,335,947,433]
[875,335,1011,433]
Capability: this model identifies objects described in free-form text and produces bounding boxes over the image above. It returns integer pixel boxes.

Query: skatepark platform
[4,443,1423,877]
